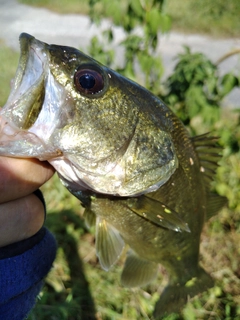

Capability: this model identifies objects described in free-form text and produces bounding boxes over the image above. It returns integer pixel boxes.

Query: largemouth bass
[0,33,226,318]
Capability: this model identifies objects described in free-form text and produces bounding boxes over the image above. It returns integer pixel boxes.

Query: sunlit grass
[165,0,240,38]
[18,0,90,15]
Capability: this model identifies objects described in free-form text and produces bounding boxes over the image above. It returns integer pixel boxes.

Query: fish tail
[153,267,214,319]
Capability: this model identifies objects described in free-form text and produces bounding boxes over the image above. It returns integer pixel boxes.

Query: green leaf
[130,0,143,17]
[158,13,172,33]
[147,8,162,35]
[105,1,123,25]
[185,86,202,118]
[220,73,239,97]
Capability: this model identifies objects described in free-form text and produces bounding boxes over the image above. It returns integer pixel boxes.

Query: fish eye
[74,67,104,95]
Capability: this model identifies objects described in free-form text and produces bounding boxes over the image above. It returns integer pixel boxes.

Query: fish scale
[0,33,227,319]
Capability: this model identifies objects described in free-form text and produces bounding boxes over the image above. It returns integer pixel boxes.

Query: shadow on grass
[43,209,97,320]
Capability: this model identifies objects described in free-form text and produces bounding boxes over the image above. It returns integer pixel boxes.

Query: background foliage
[1,0,240,319]
[20,0,240,37]
[165,0,240,38]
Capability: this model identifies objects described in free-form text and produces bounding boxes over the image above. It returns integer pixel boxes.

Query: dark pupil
[74,67,104,95]
[79,74,95,89]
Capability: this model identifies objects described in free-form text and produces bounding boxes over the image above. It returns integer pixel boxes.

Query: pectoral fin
[126,196,190,233]
[121,250,158,287]
[96,217,125,271]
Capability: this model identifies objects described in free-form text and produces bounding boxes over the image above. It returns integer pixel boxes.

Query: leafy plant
[162,47,239,133]
[87,0,170,93]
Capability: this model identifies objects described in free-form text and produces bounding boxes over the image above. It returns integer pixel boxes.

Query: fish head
[0,33,178,196]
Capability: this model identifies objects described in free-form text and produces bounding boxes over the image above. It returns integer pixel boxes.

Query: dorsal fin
[192,133,227,216]
[192,133,222,189]
[96,217,125,271]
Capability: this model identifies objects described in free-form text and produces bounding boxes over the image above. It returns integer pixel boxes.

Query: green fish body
[0,33,226,318]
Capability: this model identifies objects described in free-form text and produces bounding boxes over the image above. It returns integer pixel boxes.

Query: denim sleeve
[0,227,57,320]
[0,190,57,320]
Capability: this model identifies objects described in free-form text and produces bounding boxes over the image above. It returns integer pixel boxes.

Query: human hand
[0,157,55,247]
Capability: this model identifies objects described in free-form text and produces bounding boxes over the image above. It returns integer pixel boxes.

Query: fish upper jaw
[1,32,67,141]
[1,33,47,129]
[0,33,69,159]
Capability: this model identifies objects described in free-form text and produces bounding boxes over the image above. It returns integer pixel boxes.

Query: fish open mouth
[0,34,67,159]
[2,33,47,129]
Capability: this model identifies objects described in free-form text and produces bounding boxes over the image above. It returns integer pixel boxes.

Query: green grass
[164,0,240,38]
[18,0,90,15]
[0,41,19,107]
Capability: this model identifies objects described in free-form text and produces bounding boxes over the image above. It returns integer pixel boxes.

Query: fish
[0,33,226,318]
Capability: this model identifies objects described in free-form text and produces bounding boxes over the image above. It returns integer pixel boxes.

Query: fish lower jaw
[50,157,172,197]
[52,161,126,196]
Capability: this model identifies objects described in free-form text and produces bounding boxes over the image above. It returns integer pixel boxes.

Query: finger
[0,157,55,203]
[0,193,45,247]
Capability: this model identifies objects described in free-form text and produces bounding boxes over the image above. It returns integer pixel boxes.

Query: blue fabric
[0,228,57,320]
